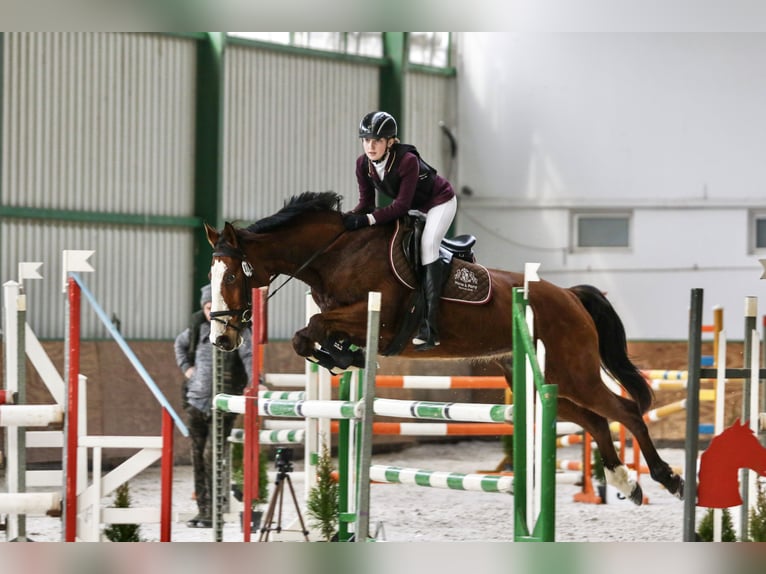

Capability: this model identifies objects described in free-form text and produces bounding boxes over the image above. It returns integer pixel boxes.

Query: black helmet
[358,111,397,139]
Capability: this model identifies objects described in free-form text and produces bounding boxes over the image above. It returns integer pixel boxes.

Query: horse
[204,190,684,505]
[698,419,766,508]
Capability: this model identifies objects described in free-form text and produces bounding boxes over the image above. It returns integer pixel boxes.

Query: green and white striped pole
[512,273,557,542]
[355,291,381,542]
[370,465,513,493]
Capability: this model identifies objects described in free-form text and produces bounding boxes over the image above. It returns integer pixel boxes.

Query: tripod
[258,459,310,542]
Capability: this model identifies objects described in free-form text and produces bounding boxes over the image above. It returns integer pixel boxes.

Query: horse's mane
[245,191,343,233]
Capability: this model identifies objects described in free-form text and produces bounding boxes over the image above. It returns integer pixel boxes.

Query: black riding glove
[342,213,371,231]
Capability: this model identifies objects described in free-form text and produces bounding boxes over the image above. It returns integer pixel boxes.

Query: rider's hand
[342,212,371,231]
[184,367,195,379]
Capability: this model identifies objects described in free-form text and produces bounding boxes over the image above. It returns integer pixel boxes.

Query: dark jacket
[353,143,455,225]
[174,310,252,413]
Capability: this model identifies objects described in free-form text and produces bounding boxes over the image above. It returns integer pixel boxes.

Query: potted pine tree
[747,480,766,541]
[231,441,269,533]
[591,447,607,503]
[306,444,339,541]
[103,482,142,542]
[696,507,737,541]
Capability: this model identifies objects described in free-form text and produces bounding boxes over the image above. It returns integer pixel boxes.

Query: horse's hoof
[330,348,365,369]
[672,476,685,500]
[308,348,346,374]
[413,339,440,351]
[628,483,644,506]
[350,350,366,369]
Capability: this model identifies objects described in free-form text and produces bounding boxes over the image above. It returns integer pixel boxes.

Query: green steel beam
[380,32,407,140]
[407,63,456,77]
[0,205,200,228]
[0,32,4,261]
[375,32,408,211]
[193,32,226,307]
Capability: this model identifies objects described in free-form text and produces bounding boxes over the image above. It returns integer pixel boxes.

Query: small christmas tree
[591,447,605,484]
[696,507,737,542]
[231,441,269,507]
[748,480,766,542]
[306,444,339,541]
[103,482,141,542]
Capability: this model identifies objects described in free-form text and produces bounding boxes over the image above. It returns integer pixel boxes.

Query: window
[751,211,766,251]
[572,212,631,250]
[408,32,451,67]
[228,32,383,58]
[227,33,453,66]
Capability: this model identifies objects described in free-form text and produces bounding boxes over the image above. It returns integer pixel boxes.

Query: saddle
[389,216,492,305]
[381,216,493,356]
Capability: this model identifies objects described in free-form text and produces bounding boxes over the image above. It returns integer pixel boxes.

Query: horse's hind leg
[572,380,684,500]
[608,393,684,500]
[497,359,644,505]
[557,399,646,505]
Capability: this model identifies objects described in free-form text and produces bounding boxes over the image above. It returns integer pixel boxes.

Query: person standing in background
[174,284,252,528]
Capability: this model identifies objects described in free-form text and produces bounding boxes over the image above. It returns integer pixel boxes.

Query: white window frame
[570,211,632,252]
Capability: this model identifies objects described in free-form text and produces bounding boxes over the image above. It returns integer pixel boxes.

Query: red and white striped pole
[243,287,267,542]
[64,277,80,541]
[159,409,174,541]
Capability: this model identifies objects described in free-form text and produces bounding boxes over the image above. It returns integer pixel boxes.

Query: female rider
[343,111,457,350]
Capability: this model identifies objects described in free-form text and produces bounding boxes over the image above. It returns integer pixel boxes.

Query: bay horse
[204,190,684,505]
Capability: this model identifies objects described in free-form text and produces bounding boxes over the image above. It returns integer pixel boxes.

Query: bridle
[209,244,256,332]
[210,229,346,331]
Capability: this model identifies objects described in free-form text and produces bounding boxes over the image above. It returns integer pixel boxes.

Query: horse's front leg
[292,302,369,372]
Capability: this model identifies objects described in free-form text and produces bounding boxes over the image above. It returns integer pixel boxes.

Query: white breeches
[420,196,457,265]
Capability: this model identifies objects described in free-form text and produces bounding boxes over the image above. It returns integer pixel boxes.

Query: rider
[343,110,457,350]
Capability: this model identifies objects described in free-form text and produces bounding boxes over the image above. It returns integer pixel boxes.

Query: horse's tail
[569,284,654,414]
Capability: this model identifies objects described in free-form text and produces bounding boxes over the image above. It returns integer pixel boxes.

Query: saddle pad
[389,220,492,305]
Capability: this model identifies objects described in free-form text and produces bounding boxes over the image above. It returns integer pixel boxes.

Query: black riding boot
[412,260,447,351]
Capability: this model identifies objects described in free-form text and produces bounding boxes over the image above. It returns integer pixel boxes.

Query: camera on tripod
[275,447,293,473]
[259,446,309,541]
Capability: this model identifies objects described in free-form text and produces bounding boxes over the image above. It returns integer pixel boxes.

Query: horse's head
[203,192,347,350]
[204,221,269,351]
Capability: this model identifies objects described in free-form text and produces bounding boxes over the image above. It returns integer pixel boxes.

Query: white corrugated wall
[1,33,198,339]
[2,32,196,214]
[406,70,459,185]
[1,219,193,339]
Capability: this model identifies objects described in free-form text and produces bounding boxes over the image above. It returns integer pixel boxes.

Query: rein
[211,228,347,327]
[265,229,346,301]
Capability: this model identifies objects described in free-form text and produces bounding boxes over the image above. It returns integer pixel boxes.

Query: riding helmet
[358,111,398,139]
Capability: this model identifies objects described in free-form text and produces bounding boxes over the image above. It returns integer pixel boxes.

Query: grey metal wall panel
[1,32,197,216]
[1,219,194,340]
[405,71,458,184]
[222,45,379,339]
[1,35,459,343]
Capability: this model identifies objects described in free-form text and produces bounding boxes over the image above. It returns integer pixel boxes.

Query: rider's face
[203,302,212,322]
[362,137,390,162]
